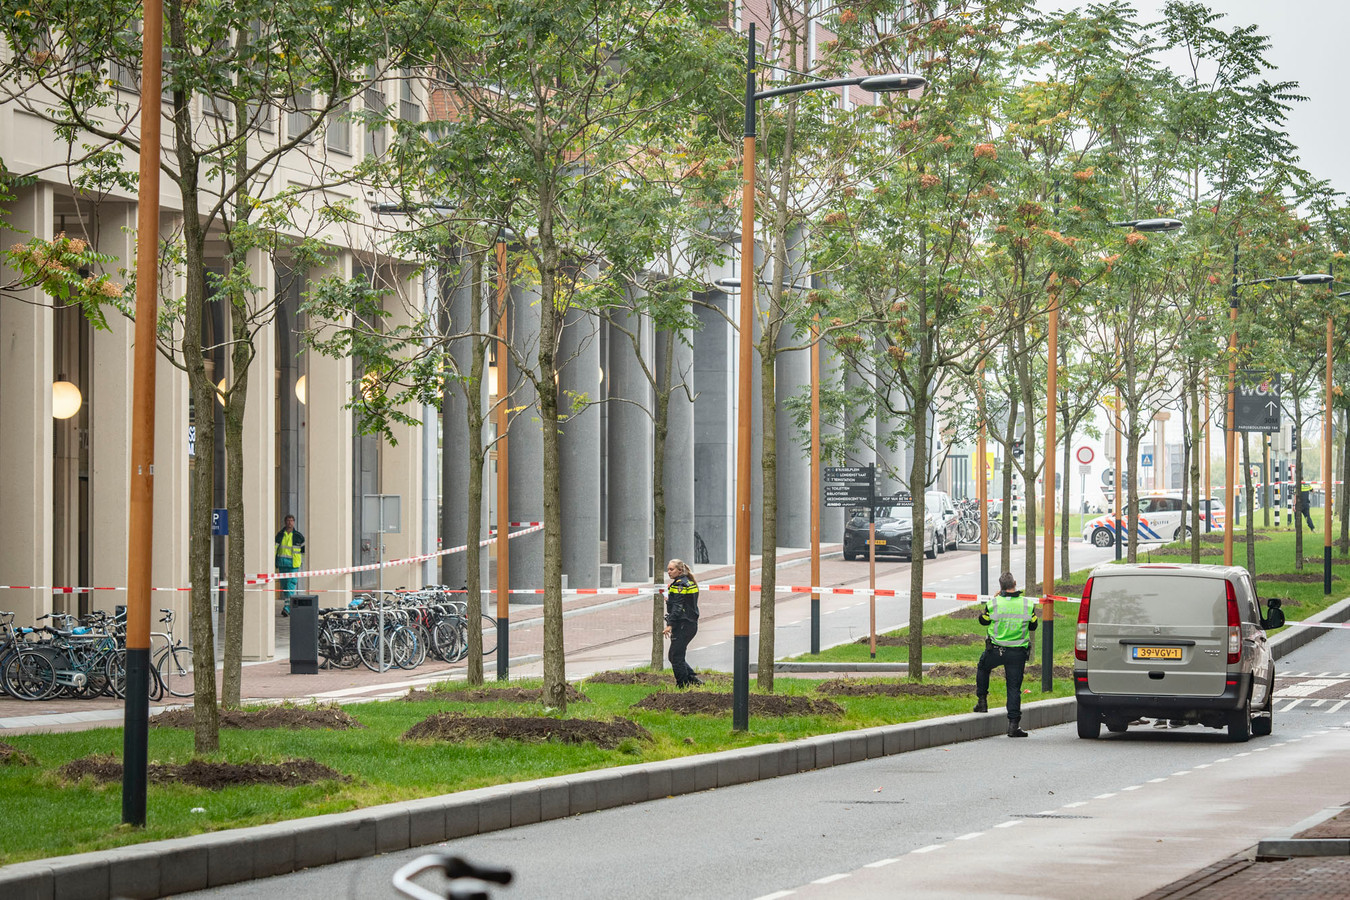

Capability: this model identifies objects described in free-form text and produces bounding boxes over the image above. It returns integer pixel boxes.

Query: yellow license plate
[1132,647,1182,660]
[869,539,887,546]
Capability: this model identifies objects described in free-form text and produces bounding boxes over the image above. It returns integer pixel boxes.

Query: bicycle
[393,854,512,900]
[151,609,195,698]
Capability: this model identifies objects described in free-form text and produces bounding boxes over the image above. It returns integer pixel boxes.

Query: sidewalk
[0,546,831,733]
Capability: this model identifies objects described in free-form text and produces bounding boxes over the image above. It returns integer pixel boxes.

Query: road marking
[1312,700,1327,707]
[864,858,899,868]
[1194,764,1211,769]
[1252,747,1269,753]
[753,891,795,900]
[1147,778,1168,783]
[1330,700,1349,714]
[1214,757,1232,763]
[1038,809,1059,815]
[1061,801,1087,808]
[912,844,945,854]
[1171,771,1191,777]
[995,820,1022,828]
[1121,785,1142,791]
[955,832,984,840]
[811,874,850,885]
[1094,793,1117,799]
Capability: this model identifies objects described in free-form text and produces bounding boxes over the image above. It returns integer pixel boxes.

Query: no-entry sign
[1075,446,1094,465]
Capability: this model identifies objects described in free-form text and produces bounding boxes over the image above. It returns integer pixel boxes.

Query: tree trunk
[1294,404,1304,569]
[1339,408,1349,556]
[907,394,931,681]
[1126,423,1141,564]
[1243,434,1256,576]
[537,179,567,713]
[757,343,777,692]
[1000,382,1018,576]
[652,330,674,670]
[464,252,487,686]
[1189,372,1201,562]
[1060,416,1071,582]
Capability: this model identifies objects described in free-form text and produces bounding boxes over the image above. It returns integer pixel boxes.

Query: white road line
[864,859,900,869]
[811,874,850,885]
[1038,809,1059,815]
[1172,771,1191,777]
[1094,793,1117,799]
[1235,752,1252,757]
[911,845,945,854]
[1283,699,1306,711]
[1313,700,1327,707]
[1252,747,1269,753]
[1330,700,1349,714]
[1121,785,1142,791]
[955,832,984,840]
[753,891,796,900]
[1194,764,1211,769]
[1214,757,1232,763]
[1061,801,1088,808]
[1147,778,1168,783]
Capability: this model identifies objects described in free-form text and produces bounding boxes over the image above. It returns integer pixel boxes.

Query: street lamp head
[1294,273,1334,285]
[859,73,927,93]
[713,277,741,293]
[1111,218,1184,233]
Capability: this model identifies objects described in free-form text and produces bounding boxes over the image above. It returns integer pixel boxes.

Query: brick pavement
[1141,854,1350,899]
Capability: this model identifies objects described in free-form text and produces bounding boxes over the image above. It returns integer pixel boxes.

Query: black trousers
[976,643,1029,721]
[1301,508,1315,530]
[668,619,699,686]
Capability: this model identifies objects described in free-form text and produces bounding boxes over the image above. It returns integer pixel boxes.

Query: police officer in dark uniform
[973,571,1039,737]
[662,559,703,688]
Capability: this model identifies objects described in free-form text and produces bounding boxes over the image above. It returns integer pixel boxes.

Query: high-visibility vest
[276,530,303,568]
[986,592,1034,648]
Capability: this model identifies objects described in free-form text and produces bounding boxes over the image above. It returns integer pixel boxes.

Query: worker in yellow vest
[275,514,305,617]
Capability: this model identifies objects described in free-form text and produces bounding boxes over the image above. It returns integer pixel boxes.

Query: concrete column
[606,307,653,583]
[89,203,136,615]
[0,184,55,624]
[693,289,734,564]
[303,254,354,600]
[558,308,600,586]
[819,341,844,542]
[239,250,277,659]
[656,322,694,567]
[775,330,810,548]
[152,213,191,627]
[876,404,908,495]
[506,283,543,595]
[440,263,476,590]
[379,266,424,584]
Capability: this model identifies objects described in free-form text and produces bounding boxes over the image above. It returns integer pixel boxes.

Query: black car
[842,505,936,561]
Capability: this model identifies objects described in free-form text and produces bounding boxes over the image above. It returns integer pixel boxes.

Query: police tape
[0,524,545,596]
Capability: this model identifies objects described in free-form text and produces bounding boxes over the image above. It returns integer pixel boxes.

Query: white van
[1074,563,1284,741]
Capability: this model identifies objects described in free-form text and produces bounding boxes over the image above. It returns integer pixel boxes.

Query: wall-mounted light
[52,378,82,419]
[216,378,227,406]
[295,374,307,405]
[487,365,498,397]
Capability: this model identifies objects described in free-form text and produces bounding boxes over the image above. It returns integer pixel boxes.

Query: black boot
[973,697,988,713]
[1007,719,1029,738]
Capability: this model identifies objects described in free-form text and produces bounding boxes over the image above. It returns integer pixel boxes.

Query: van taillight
[1075,577,1094,661]
[1225,581,1241,664]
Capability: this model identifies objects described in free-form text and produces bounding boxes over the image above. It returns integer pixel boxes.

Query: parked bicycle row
[316,586,497,673]
[0,608,194,702]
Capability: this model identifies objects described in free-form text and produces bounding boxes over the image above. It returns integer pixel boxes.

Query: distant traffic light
[1012,438,1024,458]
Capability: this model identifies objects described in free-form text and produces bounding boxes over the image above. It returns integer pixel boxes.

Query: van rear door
[1086,573,1227,697]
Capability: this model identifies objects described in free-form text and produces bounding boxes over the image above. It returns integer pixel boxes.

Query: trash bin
[289,594,319,674]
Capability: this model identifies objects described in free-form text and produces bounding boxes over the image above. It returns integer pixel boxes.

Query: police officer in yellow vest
[973,572,1038,737]
[275,514,305,617]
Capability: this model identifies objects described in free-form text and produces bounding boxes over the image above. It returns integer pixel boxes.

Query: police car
[1081,493,1222,547]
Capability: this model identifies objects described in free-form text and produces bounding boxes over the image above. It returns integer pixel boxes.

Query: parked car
[925,490,960,552]
[1073,563,1284,741]
[1081,493,1221,547]
[842,503,936,561]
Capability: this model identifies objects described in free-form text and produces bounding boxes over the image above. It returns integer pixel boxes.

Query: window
[399,67,420,122]
[287,90,316,142]
[365,72,388,157]
[326,101,351,155]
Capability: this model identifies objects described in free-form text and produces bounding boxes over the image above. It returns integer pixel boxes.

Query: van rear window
[1089,575,1226,627]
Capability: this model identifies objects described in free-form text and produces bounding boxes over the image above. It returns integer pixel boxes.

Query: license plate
[1132,646,1182,660]
[869,539,887,546]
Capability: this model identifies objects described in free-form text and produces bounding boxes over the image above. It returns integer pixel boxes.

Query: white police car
[1081,493,1221,547]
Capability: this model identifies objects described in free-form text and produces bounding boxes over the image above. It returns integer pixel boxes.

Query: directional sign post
[1235,371,1282,434]
[825,464,878,657]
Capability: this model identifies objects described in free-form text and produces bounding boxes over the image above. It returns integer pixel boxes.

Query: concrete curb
[4,595,1345,900]
[1256,806,1350,859]
[0,697,1077,900]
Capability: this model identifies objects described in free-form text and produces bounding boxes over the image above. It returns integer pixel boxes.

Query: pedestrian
[662,558,702,688]
[972,571,1038,737]
[274,514,305,617]
[1297,483,1315,532]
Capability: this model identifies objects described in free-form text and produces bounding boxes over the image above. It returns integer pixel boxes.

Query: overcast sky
[1039,0,1350,200]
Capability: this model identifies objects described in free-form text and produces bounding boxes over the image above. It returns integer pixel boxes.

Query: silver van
[1073,563,1284,742]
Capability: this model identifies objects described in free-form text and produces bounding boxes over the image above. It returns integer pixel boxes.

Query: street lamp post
[1223,252,1333,567]
[733,23,924,730]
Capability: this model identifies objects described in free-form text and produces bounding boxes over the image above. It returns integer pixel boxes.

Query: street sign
[823,464,875,508]
[823,485,872,506]
[211,509,228,536]
[1075,446,1094,465]
[1234,371,1282,433]
[823,465,872,482]
[1078,464,1091,475]
[875,491,912,507]
[1141,453,1153,467]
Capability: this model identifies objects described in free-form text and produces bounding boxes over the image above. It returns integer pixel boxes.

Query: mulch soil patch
[1258,572,1334,583]
[404,685,589,703]
[950,606,983,619]
[1201,532,1270,542]
[0,741,34,766]
[1294,808,1350,839]
[150,706,364,730]
[857,633,981,647]
[816,679,976,698]
[402,713,649,749]
[1304,556,1350,565]
[631,692,845,717]
[584,670,731,686]
[59,754,347,788]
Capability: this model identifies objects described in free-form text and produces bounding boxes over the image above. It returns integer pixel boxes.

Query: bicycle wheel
[480,614,497,657]
[105,649,126,698]
[957,518,977,544]
[358,629,398,672]
[3,651,57,701]
[988,518,1003,542]
[156,645,195,698]
[431,619,462,662]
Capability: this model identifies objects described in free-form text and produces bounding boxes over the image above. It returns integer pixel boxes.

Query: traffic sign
[211,509,229,536]
[1234,371,1282,434]
[823,485,872,506]
[875,491,912,507]
[1141,453,1153,467]
[823,465,873,483]
[1075,445,1094,465]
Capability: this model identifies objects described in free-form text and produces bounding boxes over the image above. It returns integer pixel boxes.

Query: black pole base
[980,551,989,597]
[810,597,820,655]
[121,647,150,826]
[497,615,509,682]
[732,634,749,731]
[1041,620,1054,693]
[1326,547,1333,596]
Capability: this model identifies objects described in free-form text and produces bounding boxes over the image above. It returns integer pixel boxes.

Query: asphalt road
[180,593,1350,900]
